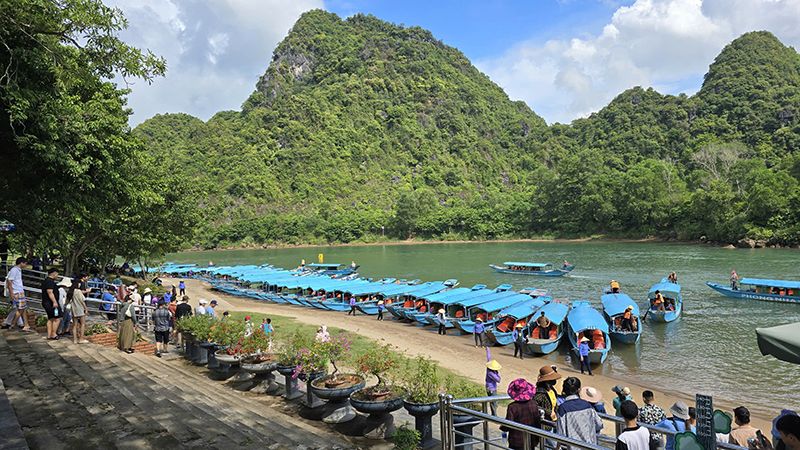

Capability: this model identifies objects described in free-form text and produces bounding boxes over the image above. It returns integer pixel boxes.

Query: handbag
[125,304,133,318]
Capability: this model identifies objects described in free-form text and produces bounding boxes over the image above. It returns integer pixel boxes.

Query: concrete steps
[0,331,355,450]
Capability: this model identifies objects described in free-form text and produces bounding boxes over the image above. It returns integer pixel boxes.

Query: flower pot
[276,364,302,401]
[310,374,365,424]
[350,387,406,440]
[205,344,220,369]
[239,357,280,394]
[301,372,327,410]
[214,352,241,366]
[403,400,440,448]
[196,342,213,365]
[453,413,478,450]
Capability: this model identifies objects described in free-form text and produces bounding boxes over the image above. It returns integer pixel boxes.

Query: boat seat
[497,317,516,332]
[419,306,428,312]
[403,301,414,308]
[455,310,464,318]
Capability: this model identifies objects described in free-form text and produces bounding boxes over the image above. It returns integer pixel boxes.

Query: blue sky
[106,0,800,126]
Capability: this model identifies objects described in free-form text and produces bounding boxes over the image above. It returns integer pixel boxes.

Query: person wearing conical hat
[579,336,593,376]
[622,305,635,332]
[512,323,525,359]
[436,308,447,335]
[376,300,385,321]
[485,348,502,416]
[473,317,485,347]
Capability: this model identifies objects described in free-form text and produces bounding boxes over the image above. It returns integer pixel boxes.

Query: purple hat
[507,379,536,402]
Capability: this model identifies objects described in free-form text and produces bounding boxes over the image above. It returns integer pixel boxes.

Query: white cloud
[476,0,800,124]
[106,0,324,126]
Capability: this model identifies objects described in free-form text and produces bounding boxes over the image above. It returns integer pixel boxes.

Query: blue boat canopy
[503,262,549,268]
[568,303,609,333]
[601,294,639,316]
[498,298,547,319]
[537,301,569,323]
[740,278,800,290]
[648,282,681,298]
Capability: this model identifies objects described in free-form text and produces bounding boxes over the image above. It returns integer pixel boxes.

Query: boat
[434,285,514,329]
[523,301,570,355]
[453,293,544,335]
[305,263,358,276]
[648,278,683,322]
[566,301,610,364]
[706,278,800,304]
[485,290,551,346]
[601,292,641,344]
[404,284,482,324]
[489,262,575,276]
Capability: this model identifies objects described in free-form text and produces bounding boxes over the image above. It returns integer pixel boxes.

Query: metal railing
[439,394,748,450]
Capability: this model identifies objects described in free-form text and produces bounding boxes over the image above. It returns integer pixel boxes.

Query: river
[164,241,800,416]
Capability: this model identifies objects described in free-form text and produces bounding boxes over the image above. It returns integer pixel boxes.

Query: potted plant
[350,343,406,439]
[445,376,487,450]
[275,331,309,401]
[236,329,280,394]
[192,315,217,365]
[207,319,246,370]
[309,333,364,423]
[402,356,443,448]
[293,346,329,409]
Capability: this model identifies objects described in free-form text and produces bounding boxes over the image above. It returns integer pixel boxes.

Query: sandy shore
[177,278,774,433]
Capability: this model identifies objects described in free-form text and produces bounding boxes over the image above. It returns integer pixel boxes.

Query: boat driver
[536,311,551,339]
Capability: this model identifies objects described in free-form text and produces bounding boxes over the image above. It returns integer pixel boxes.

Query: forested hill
[136,11,800,249]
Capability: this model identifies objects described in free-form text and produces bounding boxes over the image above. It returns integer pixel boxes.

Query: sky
[105,0,800,126]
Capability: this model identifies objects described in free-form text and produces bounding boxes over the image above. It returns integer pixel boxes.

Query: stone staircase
[0,330,361,450]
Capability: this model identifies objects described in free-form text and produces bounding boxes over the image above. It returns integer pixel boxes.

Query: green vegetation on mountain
[135,11,800,248]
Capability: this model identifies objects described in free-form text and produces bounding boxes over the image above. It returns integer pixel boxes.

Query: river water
[165,241,800,416]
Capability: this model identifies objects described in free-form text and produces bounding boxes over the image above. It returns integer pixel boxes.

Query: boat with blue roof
[485,289,550,345]
[523,300,570,355]
[648,278,682,322]
[566,301,610,364]
[489,262,574,276]
[706,278,800,304]
[601,291,640,344]
[453,291,545,335]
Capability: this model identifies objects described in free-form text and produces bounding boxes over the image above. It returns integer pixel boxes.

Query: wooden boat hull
[485,330,513,346]
[489,265,573,276]
[706,282,800,304]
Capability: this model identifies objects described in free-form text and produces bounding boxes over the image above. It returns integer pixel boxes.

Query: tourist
[4,257,32,332]
[773,411,798,450]
[244,316,254,336]
[175,296,192,349]
[512,323,524,359]
[171,285,178,302]
[168,297,178,343]
[776,415,800,450]
[41,268,62,339]
[536,311,551,339]
[376,300,384,321]
[56,277,72,336]
[655,401,696,450]
[581,386,607,415]
[617,400,652,450]
[79,272,92,296]
[534,365,562,421]
[688,407,696,428]
[178,280,186,296]
[731,270,739,290]
[262,318,274,337]
[347,296,357,315]
[206,300,217,318]
[612,385,632,417]
[730,406,765,447]
[473,317,485,347]
[142,287,153,306]
[152,299,171,357]
[611,280,621,293]
[315,325,330,343]
[556,377,602,450]
[30,255,41,271]
[579,336,593,375]
[485,348,501,416]
[118,294,137,354]
[500,378,541,450]
[639,390,667,450]
[564,260,569,268]
[68,278,89,344]
[196,299,207,315]
[102,285,117,327]
[437,308,446,335]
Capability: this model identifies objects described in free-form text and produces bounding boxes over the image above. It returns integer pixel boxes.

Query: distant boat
[305,263,358,276]
[489,262,574,276]
[601,292,641,344]
[523,300,570,355]
[566,301,610,364]
[706,278,800,304]
[648,278,682,322]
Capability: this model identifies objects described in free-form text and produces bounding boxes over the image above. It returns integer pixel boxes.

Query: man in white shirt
[195,299,207,316]
[3,257,32,331]
[617,401,651,450]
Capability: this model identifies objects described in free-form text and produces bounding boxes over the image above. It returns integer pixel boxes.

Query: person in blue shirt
[579,336,593,375]
[612,385,633,416]
[655,401,696,450]
[178,280,186,296]
[376,300,385,321]
[473,317,485,347]
[102,286,117,327]
[206,300,217,318]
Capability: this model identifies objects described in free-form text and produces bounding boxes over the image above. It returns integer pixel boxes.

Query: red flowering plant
[236,328,275,363]
[209,320,247,355]
[355,343,400,395]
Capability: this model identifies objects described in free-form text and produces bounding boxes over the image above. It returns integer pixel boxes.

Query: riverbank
[176,278,776,433]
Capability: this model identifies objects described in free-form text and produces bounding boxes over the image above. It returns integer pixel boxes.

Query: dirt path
[174,278,774,433]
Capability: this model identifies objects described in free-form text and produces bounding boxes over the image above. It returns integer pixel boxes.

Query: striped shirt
[557,395,603,450]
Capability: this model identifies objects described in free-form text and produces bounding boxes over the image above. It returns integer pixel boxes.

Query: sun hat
[476,317,483,322]
[612,385,625,394]
[377,300,384,305]
[199,299,208,304]
[580,337,590,342]
[507,378,536,402]
[537,365,562,382]
[581,386,603,403]
[144,288,152,294]
[245,316,251,320]
[438,308,445,314]
[57,277,72,287]
[486,360,502,370]
[670,401,690,420]
[626,305,633,310]
[772,410,798,438]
